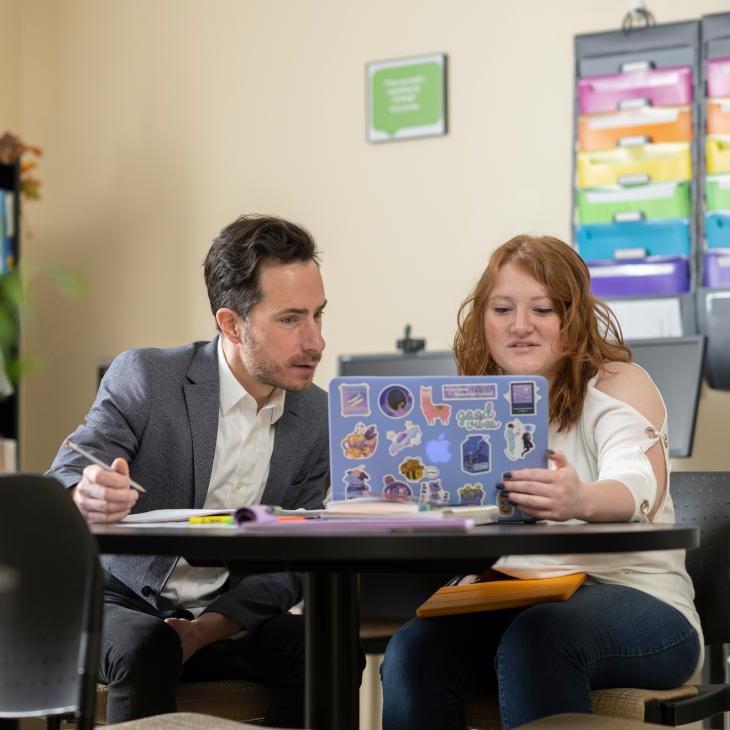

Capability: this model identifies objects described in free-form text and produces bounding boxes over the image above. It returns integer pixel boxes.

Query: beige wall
[8,0,730,471]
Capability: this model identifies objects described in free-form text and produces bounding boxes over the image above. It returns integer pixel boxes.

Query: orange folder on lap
[416,571,586,617]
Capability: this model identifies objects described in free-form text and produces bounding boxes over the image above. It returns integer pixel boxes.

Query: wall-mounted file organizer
[574,21,701,343]
[577,106,691,150]
[706,99,730,134]
[699,12,730,388]
[576,181,691,223]
[577,219,690,260]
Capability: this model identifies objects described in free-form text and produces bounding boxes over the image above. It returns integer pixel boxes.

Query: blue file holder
[705,213,730,249]
[576,219,690,261]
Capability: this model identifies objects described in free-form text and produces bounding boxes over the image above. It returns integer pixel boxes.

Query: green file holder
[706,174,730,211]
[577,181,691,224]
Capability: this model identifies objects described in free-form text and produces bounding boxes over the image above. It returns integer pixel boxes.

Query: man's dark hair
[204,214,320,322]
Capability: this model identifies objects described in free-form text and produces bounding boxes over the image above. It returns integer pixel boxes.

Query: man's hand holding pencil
[65,439,142,524]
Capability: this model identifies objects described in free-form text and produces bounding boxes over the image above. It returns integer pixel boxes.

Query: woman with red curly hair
[381,235,702,729]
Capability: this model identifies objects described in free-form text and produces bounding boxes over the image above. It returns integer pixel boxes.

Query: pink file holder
[578,65,692,114]
[707,57,730,98]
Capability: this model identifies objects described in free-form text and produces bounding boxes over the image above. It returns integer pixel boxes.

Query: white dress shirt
[160,337,285,616]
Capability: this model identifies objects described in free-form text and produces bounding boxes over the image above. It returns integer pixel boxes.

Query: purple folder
[237,517,475,534]
[578,66,692,114]
[708,57,730,98]
[587,256,689,297]
[703,251,730,288]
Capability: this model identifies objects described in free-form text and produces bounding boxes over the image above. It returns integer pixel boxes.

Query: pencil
[64,439,147,493]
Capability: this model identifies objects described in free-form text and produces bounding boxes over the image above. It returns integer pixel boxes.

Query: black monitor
[339,335,706,459]
[338,350,457,377]
[626,335,706,459]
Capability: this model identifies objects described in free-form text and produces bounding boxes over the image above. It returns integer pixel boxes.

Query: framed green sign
[367,53,447,142]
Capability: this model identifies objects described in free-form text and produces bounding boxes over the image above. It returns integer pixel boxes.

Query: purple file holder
[587,256,690,297]
[578,66,692,114]
[704,251,730,288]
[707,57,730,98]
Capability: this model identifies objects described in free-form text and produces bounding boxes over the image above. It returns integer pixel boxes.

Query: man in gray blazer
[48,215,331,727]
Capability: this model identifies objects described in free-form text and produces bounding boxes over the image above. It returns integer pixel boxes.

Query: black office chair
[0,474,102,730]
[465,470,730,729]
[653,470,730,727]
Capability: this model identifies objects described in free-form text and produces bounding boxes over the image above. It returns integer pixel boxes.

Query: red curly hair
[453,234,631,431]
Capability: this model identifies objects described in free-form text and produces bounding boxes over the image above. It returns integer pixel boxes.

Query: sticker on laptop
[382,474,414,501]
[457,482,485,505]
[504,381,540,416]
[419,386,452,426]
[496,488,515,517]
[504,418,537,461]
[386,420,423,455]
[343,466,372,499]
[441,382,498,400]
[419,479,450,505]
[398,457,439,482]
[378,384,414,418]
[339,382,371,417]
[425,433,452,464]
[341,422,379,460]
[456,401,501,431]
[461,434,492,474]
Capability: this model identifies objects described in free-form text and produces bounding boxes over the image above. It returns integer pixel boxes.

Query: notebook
[328,375,549,521]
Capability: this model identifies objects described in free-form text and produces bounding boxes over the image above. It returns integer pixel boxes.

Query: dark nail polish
[495,482,505,490]
[503,472,512,480]
[545,449,555,456]
[501,492,510,498]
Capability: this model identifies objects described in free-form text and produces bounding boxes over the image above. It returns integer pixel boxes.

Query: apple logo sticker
[425,433,452,464]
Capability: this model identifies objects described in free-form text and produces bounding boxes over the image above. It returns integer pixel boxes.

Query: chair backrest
[670,471,730,647]
[0,475,102,730]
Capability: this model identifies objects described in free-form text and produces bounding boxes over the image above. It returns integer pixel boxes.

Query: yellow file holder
[577,143,691,188]
[416,572,587,617]
[707,136,730,175]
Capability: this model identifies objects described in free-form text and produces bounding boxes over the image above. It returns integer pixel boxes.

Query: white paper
[608,298,683,339]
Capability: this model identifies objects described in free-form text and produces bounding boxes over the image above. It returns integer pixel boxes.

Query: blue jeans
[381,583,699,730]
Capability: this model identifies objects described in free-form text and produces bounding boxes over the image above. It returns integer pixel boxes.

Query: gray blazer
[48,337,329,633]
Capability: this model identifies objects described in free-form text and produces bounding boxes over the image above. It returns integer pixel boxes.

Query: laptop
[328,375,549,521]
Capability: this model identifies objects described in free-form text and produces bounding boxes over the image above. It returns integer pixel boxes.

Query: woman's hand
[502,450,586,522]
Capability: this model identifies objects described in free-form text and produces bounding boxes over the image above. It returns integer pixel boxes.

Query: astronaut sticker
[341,422,379,460]
[382,474,414,501]
[461,434,491,474]
[503,418,536,461]
[419,479,450,505]
[343,466,372,499]
[386,420,423,456]
[457,483,485,505]
[339,382,371,417]
[419,386,452,426]
[456,401,501,431]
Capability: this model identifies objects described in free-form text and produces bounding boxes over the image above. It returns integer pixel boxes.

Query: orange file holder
[577,143,691,188]
[707,137,730,175]
[416,572,587,617]
[578,106,691,151]
[707,100,730,136]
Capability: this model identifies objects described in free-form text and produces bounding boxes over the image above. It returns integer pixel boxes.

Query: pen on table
[188,515,234,524]
[63,439,147,493]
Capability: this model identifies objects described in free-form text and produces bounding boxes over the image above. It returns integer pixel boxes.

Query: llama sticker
[420,386,452,426]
